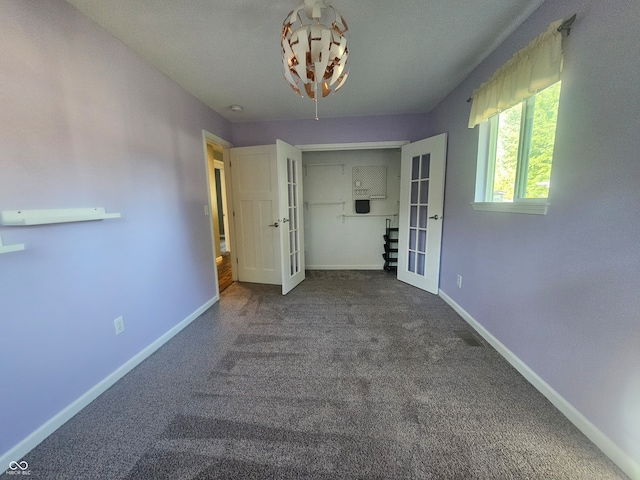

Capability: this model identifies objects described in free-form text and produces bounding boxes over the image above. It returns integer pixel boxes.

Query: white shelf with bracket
[0,208,121,226]
[0,234,25,254]
[337,213,398,224]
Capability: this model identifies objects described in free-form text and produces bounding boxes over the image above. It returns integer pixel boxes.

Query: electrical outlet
[456,274,463,288]
[114,316,125,335]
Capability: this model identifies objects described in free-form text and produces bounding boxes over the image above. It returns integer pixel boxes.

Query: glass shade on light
[281,0,349,100]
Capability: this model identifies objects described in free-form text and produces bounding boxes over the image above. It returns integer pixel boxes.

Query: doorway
[301,148,401,270]
[206,142,233,292]
[298,137,446,295]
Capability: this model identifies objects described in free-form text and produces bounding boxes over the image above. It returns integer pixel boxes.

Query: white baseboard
[306,265,383,270]
[0,296,218,472]
[438,289,640,480]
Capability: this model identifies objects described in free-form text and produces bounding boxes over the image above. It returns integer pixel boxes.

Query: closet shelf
[304,163,345,176]
[1,208,121,226]
[339,213,398,218]
[304,201,345,209]
[337,213,398,224]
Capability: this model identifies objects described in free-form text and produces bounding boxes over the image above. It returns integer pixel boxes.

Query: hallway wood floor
[217,251,233,292]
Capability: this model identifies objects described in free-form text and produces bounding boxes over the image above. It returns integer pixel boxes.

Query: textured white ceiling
[65,0,544,122]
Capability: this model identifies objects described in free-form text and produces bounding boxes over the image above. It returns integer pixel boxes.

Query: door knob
[428,214,440,220]
[268,221,279,228]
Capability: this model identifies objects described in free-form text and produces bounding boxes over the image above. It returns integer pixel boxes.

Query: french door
[230,140,305,295]
[397,133,447,294]
[277,140,305,294]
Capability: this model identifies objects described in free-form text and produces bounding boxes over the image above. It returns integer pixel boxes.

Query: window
[473,81,561,214]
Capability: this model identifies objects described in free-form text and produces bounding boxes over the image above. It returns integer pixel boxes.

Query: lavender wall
[2,0,638,473]
[231,113,435,147]
[432,0,640,469]
[0,0,231,457]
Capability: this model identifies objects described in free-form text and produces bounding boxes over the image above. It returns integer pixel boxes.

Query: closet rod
[338,214,398,218]
[305,201,344,209]
[337,213,398,224]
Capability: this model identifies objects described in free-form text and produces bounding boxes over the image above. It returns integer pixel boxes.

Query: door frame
[211,157,230,259]
[215,161,231,258]
[299,138,446,295]
[297,140,410,274]
[296,141,409,152]
[207,145,223,259]
[202,130,237,295]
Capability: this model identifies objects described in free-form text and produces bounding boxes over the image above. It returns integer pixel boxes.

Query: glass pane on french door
[287,157,301,277]
[408,154,430,275]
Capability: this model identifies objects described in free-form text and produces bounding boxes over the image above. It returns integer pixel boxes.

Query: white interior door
[230,141,305,294]
[277,140,305,294]
[397,133,447,294]
[230,145,281,285]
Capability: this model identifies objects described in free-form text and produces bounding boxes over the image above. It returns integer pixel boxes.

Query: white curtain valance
[468,20,564,128]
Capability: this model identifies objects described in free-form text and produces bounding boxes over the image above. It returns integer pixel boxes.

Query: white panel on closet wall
[353,166,387,199]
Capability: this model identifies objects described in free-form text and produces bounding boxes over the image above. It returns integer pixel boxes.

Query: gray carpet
[6,271,627,479]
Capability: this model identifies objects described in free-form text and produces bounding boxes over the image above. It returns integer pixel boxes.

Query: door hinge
[233,211,235,217]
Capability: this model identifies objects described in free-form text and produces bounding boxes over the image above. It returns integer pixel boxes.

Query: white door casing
[397,133,447,294]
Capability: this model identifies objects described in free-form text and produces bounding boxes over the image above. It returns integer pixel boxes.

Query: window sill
[471,202,549,215]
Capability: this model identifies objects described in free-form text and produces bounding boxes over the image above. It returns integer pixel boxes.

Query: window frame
[472,87,559,215]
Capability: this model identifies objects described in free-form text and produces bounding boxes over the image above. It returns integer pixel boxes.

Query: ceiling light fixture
[229,104,243,113]
[281,0,349,120]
